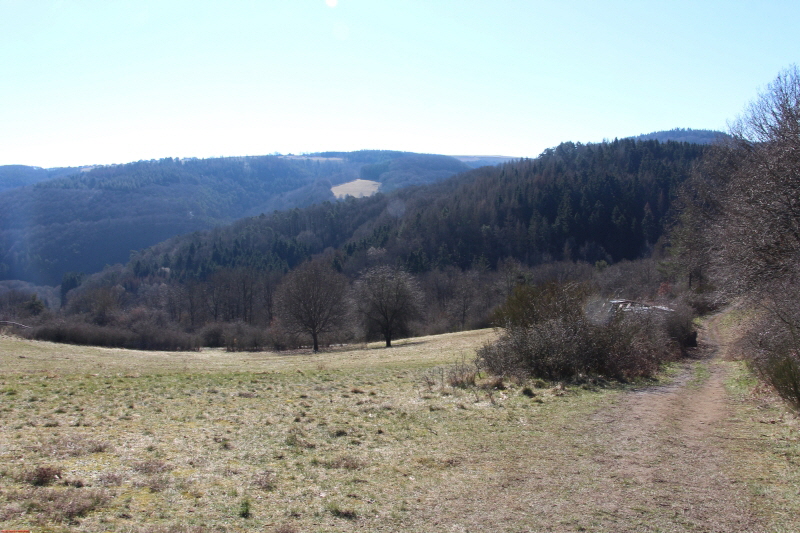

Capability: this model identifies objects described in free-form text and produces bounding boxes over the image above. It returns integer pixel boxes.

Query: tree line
[0,135,711,352]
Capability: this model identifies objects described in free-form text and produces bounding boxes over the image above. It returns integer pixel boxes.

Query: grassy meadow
[1,328,799,532]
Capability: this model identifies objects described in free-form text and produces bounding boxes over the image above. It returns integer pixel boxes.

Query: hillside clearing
[331,179,381,199]
[0,324,799,532]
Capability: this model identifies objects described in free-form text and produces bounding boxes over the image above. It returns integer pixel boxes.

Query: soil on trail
[404,319,763,532]
[583,319,758,532]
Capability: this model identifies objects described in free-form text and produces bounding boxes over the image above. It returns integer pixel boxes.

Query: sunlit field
[2,328,799,532]
[330,179,381,199]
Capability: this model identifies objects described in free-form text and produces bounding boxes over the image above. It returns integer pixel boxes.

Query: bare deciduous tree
[275,260,348,352]
[707,65,800,298]
[353,265,423,347]
[685,66,800,409]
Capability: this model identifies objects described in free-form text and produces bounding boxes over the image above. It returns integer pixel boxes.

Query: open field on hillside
[1,324,799,532]
[330,179,381,199]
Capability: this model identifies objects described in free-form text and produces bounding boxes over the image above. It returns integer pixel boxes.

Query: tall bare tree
[353,265,423,347]
[672,66,800,297]
[275,260,349,352]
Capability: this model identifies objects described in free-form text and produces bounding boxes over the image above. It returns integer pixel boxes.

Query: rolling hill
[0,165,81,192]
[0,151,469,285]
[128,138,707,281]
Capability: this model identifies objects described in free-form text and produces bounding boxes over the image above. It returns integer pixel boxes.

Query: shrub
[141,474,170,493]
[664,302,698,349]
[97,471,126,486]
[18,465,62,486]
[223,322,270,352]
[132,459,171,474]
[740,308,800,412]
[239,497,252,518]
[2,487,111,522]
[36,435,110,458]
[26,318,200,351]
[252,470,277,491]
[446,360,477,388]
[477,282,682,380]
[201,322,226,347]
[755,354,800,411]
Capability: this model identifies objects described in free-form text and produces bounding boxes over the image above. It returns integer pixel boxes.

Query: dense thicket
[0,152,468,284]
[673,66,800,410]
[129,139,704,281]
[476,282,689,380]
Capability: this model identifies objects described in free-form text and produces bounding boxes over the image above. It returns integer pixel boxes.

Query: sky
[1,0,799,168]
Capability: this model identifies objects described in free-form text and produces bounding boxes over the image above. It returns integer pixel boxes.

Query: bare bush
[446,361,477,388]
[2,487,111,523]
[755,354,800,412]
[132,459,172,474]
[664,302,698,349]
[252,470,277,491]
[96,470,126,486]
[738,303,800,411]
[220,321,270,352]
[140,474,171,493]
[35,435,110,458]
[26,317,200,351]
[17,465,62,486]
[477,282,682,380]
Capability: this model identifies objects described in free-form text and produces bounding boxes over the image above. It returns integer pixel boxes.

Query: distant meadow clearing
[330,179,381,199]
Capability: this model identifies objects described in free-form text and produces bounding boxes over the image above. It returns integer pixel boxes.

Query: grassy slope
[331,179,381,199]
[0,327,798,532]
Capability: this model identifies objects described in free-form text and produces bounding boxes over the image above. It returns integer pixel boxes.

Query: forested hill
[0,165,80,193]
[0,151,469,285]
[129,139,706,280]
[629,128,729,144]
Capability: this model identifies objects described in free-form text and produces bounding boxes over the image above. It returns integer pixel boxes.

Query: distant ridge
[452,155,518,168]
[0,150,469,285]
[628,128,729,145]
[0,165,81,192]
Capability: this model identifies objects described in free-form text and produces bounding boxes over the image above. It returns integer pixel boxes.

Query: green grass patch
[687,361,712,388]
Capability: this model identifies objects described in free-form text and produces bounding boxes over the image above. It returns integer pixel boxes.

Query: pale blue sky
[1,0,798,168]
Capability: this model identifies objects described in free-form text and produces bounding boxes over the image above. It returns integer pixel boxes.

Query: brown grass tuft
[2,487,111,522]
[18,465,62,486]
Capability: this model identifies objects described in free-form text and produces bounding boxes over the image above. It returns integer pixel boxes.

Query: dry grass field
[1,324,799,532]
[330,179,381,199]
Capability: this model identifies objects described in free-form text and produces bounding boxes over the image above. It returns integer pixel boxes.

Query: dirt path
[581,319,758,532]
[403,319,763,532]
